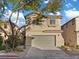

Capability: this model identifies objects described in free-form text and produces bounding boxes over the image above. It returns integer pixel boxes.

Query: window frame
[48,18,56,27]
[50,19,56,25]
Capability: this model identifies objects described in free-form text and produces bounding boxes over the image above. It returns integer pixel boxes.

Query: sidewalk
[0,52,18,57]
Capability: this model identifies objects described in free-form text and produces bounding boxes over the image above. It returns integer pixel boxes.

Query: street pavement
[1,47,79,59]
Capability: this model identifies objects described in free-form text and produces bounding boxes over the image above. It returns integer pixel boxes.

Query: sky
[60,0,79,25]
[45,0,79,25]
[2,0,79,26]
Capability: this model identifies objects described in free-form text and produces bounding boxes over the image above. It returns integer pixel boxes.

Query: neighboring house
[0,20,19,40]
[62,16,79,48]
[0,21,11,40]
[25,13,64,50]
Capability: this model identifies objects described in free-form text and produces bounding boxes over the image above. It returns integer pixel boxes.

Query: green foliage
[0,45,5,50]
[6,35,12,49]
[76,45,79,49]
[8,0,17,3]
[0,36,5,50]
[2,0,5,6]
[12,2,20,11]
[0,20,4,26]
[60,45,69,50]
[0,0,7,16]
[0,0,5,7]
[6,35,21,49]
[1,0,63,15]
[16,48,24,52]
[46,0,63,13]
[24,0,42,11]
[7,0,42,11]
[0,36,3,46]
[15,35,21,47]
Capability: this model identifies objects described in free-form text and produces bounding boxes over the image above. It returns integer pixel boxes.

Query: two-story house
[62,16,79,48]
[25,13,64,50]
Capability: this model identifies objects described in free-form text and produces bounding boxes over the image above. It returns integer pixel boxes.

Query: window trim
[48,19,56,27]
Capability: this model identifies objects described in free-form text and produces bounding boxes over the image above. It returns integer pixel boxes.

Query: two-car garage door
[32,35,56,50]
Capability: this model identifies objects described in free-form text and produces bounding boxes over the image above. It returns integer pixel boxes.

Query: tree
[46,0,63,13]
[0,0,43,51]
[0,0,64,51]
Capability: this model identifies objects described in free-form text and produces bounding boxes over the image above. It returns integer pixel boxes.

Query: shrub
[76,45,79,49]
[0,36,3,45]
[16,48,24,52]
[61,45,68,48]
[60,45,70,50]
[0,45,5,50]
[6,35,21,49]
[0,36,5,50]
[61,45,65,48]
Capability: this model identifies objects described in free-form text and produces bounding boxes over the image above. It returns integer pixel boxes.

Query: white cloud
[44,0,49,3]
[4,10,25,20]
[65,9,79,18]
[72,8,77,10]
[4,9,25,26]
[48,12,61,16]
[11,12,25,25]
[56,12,61,15]
[48,13,54,15]
[73,0,77,2]
[65,3,72,8]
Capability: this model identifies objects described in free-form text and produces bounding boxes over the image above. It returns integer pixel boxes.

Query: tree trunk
[23,27,26,49]
[9,12,15,51]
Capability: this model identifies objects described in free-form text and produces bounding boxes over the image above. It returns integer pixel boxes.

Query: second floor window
[50,19,55,25]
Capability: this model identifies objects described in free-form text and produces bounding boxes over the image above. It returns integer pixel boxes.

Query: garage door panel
[32,35,55,50]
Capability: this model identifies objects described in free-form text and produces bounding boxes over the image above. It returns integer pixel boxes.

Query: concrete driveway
[25,47,79,59]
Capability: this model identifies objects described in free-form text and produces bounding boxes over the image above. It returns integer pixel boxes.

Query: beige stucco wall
[76,33,79,45]
[75,17,79,31]
[56,33,64,47]
[29,18,61,31]
[75,17,79,45]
